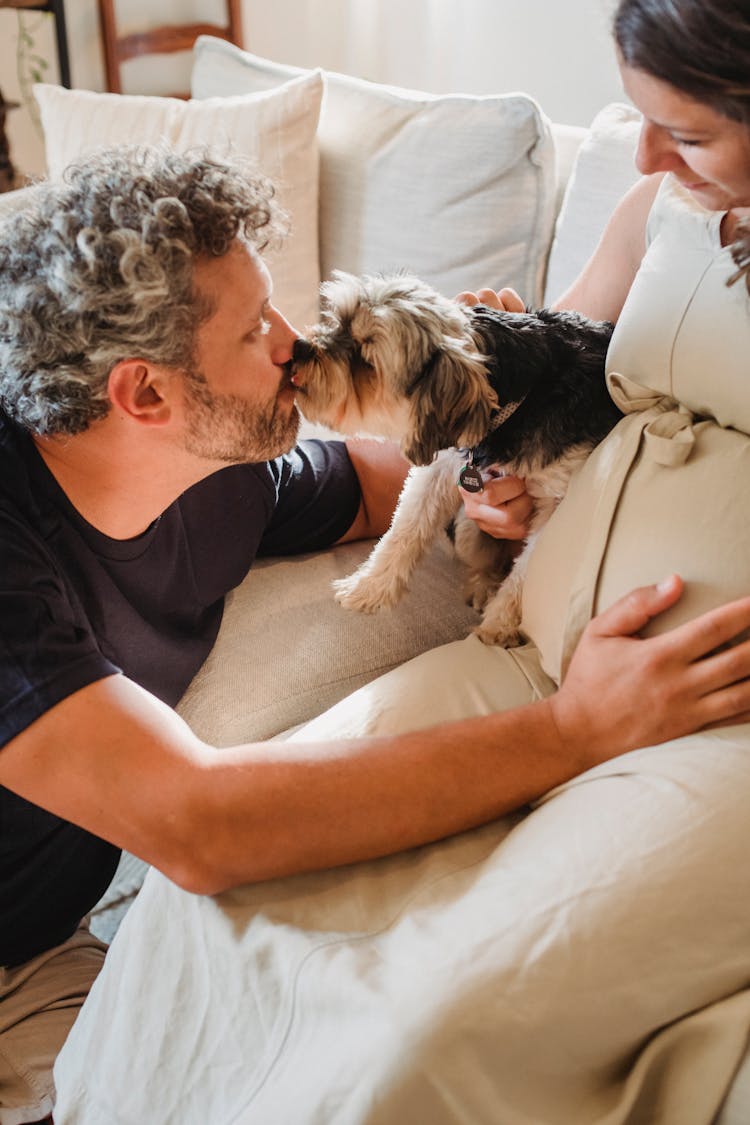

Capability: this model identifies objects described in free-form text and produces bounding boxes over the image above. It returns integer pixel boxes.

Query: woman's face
[620,61,750,212]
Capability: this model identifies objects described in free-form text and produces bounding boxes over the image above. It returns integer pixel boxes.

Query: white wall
[0,0,625,182]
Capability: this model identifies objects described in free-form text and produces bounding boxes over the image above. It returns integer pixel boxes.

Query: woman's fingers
[454,286,525,312]
[459,474,533,540]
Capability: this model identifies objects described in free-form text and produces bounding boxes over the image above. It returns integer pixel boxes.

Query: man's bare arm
[3,576,750,896]
[337,438,408,541]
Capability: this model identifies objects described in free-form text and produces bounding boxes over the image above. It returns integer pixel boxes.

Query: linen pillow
[33,76,324,330]
[543,102,642,305]
[190,37,557,307]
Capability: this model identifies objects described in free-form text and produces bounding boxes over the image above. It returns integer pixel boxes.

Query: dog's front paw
[333,572,404,613]
[473,620,522,647]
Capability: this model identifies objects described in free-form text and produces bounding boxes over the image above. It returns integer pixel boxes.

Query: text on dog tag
[458,463,484,493]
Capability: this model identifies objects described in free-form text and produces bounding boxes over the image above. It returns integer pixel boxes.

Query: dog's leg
[473,500,558,646]
[334,450,464,612]
[472,539,534,647]
[471,456,585,646]
[452,513,517,610]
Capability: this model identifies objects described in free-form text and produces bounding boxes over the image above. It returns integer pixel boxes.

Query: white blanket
[53,640,750,1124]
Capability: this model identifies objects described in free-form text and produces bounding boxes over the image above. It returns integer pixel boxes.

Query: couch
[2,36,749,1124]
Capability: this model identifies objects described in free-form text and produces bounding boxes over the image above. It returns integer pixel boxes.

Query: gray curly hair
[0,145,286,435]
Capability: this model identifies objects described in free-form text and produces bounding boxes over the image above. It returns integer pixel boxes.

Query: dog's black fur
[444,305,620,470]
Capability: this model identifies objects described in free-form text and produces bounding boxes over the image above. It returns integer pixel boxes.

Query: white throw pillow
[191,37,557,308]
[33,77,324,330]
[543,102,642,306]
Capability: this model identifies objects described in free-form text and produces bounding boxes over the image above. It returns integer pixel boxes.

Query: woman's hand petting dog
[459,470,534,542]
[454,285,533,542]
[454,286,526,313]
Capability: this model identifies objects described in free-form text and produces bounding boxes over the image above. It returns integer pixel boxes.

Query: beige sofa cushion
[32,77,324,330]
[176,538,479,745]
[191,37,558,310]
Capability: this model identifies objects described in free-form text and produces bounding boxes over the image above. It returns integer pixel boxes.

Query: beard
[181,369,300,463]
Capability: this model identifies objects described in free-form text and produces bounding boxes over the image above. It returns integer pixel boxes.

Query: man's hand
[550,575,750,768]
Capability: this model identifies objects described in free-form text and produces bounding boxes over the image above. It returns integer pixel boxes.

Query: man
[2,146,750,1124]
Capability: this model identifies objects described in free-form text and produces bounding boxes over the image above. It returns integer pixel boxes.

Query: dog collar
[494,395,526,426]
[458,394,527,493]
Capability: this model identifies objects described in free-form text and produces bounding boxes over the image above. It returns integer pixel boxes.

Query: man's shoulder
[0,409,30,475]
[0,412,41,522]
[181,441,353,512]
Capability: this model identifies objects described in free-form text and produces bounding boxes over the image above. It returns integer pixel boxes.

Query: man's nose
[268,307,300,367]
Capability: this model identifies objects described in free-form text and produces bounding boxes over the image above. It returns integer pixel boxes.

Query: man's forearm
[6,578,750,902]
[339,438,408,540]
[190,699,574,893]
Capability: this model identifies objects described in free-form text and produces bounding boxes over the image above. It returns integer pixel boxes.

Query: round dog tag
[458,463,484,493]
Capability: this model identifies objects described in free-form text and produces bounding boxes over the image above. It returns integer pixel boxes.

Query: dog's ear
[319,271,364,325]
[403,344,498,465]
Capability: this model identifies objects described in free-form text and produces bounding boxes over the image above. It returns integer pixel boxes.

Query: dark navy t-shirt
[0,413,361,966]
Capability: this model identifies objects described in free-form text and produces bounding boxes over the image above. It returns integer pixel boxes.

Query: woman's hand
[454,285,532,540]
[459,470,534,541]
[455,286,526,312]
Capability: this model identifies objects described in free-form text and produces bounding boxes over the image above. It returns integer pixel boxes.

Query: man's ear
[107,360,175,426]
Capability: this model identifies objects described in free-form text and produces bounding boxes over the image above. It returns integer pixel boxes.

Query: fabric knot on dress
[608,371,696,467]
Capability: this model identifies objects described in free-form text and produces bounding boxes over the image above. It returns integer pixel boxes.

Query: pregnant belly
[521,413,750,685]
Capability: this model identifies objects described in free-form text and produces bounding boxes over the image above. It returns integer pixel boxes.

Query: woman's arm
[553,173,664,320]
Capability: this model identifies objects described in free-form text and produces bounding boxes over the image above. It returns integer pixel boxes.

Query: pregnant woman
[52,2,750,1123]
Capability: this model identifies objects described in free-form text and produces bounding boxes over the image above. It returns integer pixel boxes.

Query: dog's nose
[292,337,316,364]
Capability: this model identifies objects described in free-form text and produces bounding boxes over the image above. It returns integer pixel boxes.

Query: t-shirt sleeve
[0,513,119,749]
[257,439,362,556]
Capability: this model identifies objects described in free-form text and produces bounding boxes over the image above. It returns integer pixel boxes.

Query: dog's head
[291,271,498,464]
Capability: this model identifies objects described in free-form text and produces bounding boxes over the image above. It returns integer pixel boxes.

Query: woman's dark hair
[614,0,750,293]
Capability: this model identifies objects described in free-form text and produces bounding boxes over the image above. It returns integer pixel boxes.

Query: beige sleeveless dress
[524,173,750,682]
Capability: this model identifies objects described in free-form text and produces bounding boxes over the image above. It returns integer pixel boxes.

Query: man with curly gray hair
[1,145,289,444]
[0,144,410,1123]
[3,143,750,1123]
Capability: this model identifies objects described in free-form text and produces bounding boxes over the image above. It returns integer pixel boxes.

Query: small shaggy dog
[291,271,620,645]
